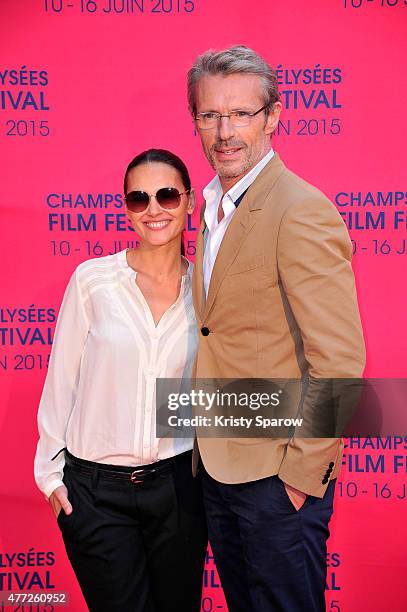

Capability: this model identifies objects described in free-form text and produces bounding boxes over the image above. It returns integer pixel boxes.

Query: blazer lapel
[192,215,206,324]
[203,203,255,321]
[197,152,286,323]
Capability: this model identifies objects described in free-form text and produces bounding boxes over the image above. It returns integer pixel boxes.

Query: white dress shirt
[203,148,275,295]
[34,249,197,498]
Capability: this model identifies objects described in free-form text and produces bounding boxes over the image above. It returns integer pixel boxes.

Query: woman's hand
[49,485,73,519]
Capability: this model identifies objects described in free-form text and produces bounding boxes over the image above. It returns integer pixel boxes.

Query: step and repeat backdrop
[1,1,406,610]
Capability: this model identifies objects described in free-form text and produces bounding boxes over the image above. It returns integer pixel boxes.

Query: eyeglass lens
[126,188,182,213]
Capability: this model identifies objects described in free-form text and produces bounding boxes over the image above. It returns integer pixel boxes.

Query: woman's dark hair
[124,149,191,257]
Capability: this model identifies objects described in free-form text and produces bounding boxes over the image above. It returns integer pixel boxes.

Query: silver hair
[187,45,280,114]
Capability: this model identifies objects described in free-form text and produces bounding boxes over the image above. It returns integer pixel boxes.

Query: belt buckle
[130,469,146,484]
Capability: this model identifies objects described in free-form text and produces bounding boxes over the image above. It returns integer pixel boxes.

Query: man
[188,46,365,611]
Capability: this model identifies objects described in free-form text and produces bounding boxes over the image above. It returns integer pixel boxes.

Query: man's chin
[216,162,251,180]
[208,156,240,176]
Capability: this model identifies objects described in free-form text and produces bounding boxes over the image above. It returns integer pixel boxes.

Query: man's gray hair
[187,45,280,114]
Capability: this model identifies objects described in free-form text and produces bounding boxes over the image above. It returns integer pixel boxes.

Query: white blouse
[34,249,197,498]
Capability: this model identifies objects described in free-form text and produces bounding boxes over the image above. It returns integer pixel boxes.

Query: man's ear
[187,188,196,214]
[265,101,282,136]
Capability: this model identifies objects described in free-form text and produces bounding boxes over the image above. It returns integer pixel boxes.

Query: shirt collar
[203,147,275,211]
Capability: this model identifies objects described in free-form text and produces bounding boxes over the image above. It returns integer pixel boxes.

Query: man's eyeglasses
[194,104,269,130]
[125,187,189,214]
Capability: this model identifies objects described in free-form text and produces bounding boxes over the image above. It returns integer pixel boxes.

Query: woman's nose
[146,195,163,215]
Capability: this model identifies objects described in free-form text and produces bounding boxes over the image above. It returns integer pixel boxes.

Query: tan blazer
[192,153,365,497]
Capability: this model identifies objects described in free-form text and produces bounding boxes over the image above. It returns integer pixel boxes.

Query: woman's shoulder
[71,250,125,286]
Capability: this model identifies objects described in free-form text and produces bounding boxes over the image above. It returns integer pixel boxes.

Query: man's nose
[217,115,236,141]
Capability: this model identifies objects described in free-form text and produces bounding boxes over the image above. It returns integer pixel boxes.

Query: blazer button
[322,477,329,484]
[201,327,210,336]
[329,462,335,468]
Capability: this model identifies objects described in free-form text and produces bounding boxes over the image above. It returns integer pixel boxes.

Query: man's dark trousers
[202,467,336,612]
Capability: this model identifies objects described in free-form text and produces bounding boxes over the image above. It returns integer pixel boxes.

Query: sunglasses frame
[124,187,190,213]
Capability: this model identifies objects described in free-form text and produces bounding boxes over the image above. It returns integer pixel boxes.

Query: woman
[34,149,207,612]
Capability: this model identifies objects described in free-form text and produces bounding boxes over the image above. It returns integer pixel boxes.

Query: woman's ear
[187,188,196,214]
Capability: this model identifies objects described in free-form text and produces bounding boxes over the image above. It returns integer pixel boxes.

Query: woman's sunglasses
[125,187,189,214]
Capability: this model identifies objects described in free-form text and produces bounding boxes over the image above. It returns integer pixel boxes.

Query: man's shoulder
[276,163,330,204]
[258,156,336,220]
[268,163,347,237]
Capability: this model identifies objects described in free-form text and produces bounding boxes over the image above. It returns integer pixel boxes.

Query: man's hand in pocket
[283,482,307,511]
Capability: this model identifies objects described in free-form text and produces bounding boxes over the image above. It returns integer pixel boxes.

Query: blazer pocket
[227,253,265,275]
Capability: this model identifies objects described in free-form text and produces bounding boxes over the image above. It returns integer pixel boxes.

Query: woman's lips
[143,220,172,230]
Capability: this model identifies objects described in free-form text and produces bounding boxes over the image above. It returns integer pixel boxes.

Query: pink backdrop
[1,0,407,610]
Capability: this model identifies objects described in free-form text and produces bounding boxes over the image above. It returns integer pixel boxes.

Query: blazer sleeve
[34,267,90,498]
[276,195,366,497]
